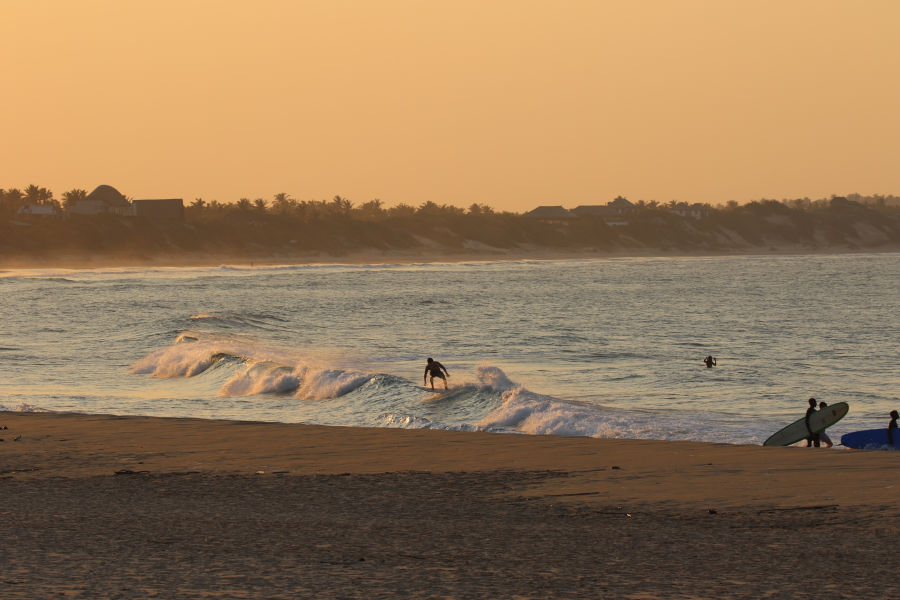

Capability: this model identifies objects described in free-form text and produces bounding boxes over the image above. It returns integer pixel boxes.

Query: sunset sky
[2,1,898,211]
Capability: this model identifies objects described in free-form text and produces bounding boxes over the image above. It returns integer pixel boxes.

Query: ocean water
[1,255,897,446]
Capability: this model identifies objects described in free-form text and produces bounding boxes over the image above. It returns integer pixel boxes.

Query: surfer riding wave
[424,358,450,390]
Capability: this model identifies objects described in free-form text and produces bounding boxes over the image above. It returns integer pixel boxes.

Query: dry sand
[2,412,899,598]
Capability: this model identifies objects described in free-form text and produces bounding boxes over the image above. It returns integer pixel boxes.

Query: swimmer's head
[809,398,817,407]
[891,410,899,420]
[819,401,828,409]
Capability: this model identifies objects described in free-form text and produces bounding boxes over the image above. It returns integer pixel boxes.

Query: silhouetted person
[703,355,716,368]
[805,397,820,448]
[817,401,833,448]
[424,358,449,390]
[889,410,899,447]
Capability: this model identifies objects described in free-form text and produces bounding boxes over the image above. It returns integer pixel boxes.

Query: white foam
[294,367,373,400]
[379,413,511,433]
[128,338,303,378]
[219,364,301,396]
[218,363,373,400]
[0,403,50,412]
[480,386,763,444]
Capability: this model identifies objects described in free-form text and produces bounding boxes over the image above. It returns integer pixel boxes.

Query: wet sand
[2,412,899,598]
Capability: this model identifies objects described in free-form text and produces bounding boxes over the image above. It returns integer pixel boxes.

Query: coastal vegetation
[2,187,899,263]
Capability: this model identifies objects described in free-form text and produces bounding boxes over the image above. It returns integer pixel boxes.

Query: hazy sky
[2,1,898,211]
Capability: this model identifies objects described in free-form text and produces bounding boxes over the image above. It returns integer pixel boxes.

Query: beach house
[132,199,185,221]
[521,206,579,225]
[17,204,63,218]
[66,185,185,220]
[607,197,639,215]
[68,185,133,216]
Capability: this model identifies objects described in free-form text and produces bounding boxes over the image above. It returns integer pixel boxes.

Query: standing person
[805,397,820,448]
[817,401,834,448]
[423,358,450,390]
[888,410,899,447]
[703,355,716,368]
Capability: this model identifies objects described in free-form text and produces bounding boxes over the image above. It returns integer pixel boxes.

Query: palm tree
[190,198,206,214]
[327,195,353,218]
[253,198,268,213]
[24,184,45,205]
[235,198,252,211]
[1,188,23,215]
[272,193,295,216]
[61,189,87,209]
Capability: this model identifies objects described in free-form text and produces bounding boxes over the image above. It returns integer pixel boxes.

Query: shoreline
[4,411,899,511]
[2,244,899,270]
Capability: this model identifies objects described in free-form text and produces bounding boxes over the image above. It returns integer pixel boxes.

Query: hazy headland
[2,191,899,269]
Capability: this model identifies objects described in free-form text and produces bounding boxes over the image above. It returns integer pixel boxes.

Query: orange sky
[2,1,898,211]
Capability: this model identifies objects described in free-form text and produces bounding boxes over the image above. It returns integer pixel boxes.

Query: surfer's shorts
[430,372,446,379]
[819,432,832,444]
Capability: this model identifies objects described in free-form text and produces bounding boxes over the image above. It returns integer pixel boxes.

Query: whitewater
[1,255,898,445]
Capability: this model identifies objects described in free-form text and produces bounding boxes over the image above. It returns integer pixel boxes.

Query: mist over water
[1,255,897,445]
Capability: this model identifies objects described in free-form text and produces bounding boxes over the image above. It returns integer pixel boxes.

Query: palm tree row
[185,194,502,222]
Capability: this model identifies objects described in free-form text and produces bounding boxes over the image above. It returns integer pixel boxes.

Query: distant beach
[2,242,899,271]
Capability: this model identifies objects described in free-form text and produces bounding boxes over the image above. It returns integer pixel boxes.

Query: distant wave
[189,312,293,332]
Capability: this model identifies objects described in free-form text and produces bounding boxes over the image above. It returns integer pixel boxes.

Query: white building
[68,185,133,216]
[17,204,61,218]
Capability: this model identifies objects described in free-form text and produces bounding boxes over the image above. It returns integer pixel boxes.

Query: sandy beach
[2,412,899,598]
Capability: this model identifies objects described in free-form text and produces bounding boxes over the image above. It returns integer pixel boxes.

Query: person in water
[703,355,716,368]
[888,410,899,447]
[817,401,834,448]
[424,358,450,390]
[805,397,820,448]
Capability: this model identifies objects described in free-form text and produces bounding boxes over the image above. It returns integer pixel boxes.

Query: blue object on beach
[840,429,900,450]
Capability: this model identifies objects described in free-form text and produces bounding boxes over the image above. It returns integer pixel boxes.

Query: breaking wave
[128,337,767,443]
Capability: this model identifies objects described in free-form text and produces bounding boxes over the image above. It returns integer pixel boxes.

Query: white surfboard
[763,402,849,446]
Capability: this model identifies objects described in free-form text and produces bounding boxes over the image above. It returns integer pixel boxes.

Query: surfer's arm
[805,412,814,436]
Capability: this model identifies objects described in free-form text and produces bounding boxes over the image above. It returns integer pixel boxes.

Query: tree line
[3,184,898,221]
[186,195,503,222]
[0,185,88,216]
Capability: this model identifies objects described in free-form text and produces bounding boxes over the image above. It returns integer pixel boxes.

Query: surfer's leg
[429,375,435,390]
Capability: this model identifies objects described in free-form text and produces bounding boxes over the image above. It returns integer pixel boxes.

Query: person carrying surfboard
[424,358,450,390]
[888,410,899,447]
[703,355,716,368]
[805,398,820,448]
[817,401,834,448]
